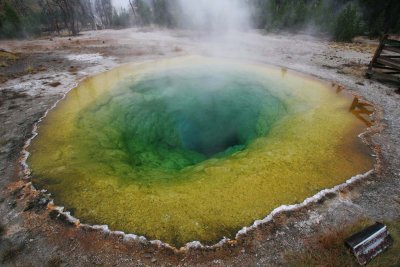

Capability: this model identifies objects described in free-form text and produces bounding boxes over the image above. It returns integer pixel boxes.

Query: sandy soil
[0,28,399,266]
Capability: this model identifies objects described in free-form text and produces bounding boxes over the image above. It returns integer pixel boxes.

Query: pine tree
[333,4,361,42]
[0,2,22,38]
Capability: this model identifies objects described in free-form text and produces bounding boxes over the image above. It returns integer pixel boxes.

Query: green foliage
[136,0,152,25]
[253,0,396,42]
[311,0,336,33]
[152,0,168,26]
[132,0,181,28]
[333,4,362,42]
[4,3,21,30]
[0,0,399,39]
[358,0,400,36]
[259,0,338,33]
[0,3,22,38]
[152,0,179,27]
[21,12,42,36]
[396,18,400,33]
[112,8,130,28]
[370,11,385,37]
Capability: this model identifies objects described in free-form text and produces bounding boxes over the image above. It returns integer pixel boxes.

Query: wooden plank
[384,46,400,54]
[366,35,400,84]
[368,35,388,71]
[384,38,400,46]
[368,70,400,83]
[380,56,400,60]
[371,64,398,71]
[381,55,400,59]
[387,35,400,41]
[381,71,400,75]
[376,57,400,70]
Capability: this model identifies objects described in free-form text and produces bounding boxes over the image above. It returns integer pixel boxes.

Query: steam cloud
[176,0,251,34]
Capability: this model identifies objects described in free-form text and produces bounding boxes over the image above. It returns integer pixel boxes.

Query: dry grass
[0,51,18,61]
[25,63,35,74]
[329,42,377,54]
[286,219,400,267]
[0,51,18,69]
[46,257,63,267]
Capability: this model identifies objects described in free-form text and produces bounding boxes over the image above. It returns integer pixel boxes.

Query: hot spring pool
[28,56,374,247]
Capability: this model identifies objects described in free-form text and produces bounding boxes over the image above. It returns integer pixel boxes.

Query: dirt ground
[0,28,399,266]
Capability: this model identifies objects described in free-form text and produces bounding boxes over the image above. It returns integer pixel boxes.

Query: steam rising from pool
[28,56,373,247]
[175,0,251,33]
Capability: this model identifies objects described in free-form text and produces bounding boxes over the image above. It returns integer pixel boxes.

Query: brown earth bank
[0,28,399,266]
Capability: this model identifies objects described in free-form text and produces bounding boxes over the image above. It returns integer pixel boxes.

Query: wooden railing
[367,35,400,84]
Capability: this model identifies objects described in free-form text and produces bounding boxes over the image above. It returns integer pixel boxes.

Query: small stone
[143,253,152,258]
[49,210,59,220]
[8,200,16,208]
[49,81,61,87]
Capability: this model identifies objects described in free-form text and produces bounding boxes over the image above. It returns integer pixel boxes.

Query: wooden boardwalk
[367,35,400,84]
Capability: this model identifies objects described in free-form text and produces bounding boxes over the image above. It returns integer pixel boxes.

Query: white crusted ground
[0,28,399,266]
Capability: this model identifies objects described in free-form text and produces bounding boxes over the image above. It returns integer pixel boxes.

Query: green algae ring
[27,56,374,247]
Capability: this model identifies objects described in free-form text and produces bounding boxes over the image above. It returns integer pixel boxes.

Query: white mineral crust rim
[18,60,378,250]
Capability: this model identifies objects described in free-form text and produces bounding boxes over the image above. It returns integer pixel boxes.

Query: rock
[49,81,61,87]
[24,195,49,212]
[68,66,78,72]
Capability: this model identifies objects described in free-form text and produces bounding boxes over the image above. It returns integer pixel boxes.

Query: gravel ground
[0,28,399,266]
